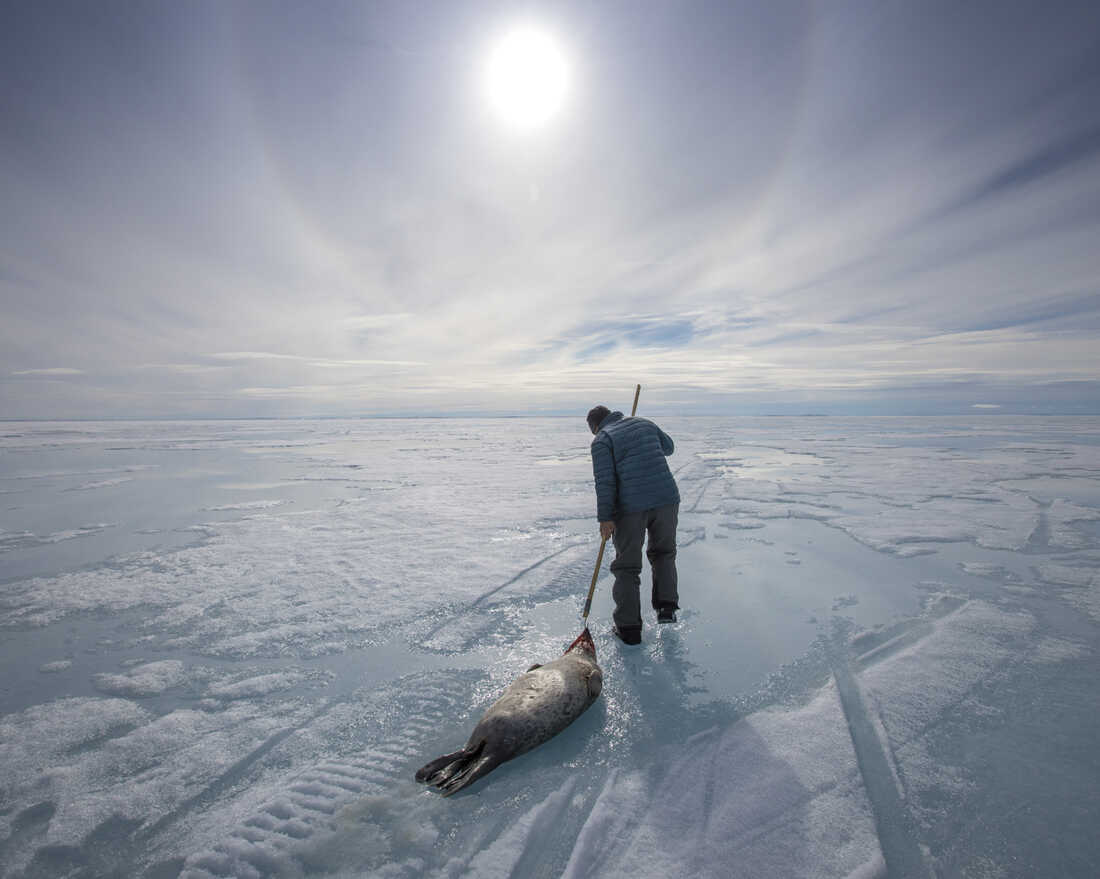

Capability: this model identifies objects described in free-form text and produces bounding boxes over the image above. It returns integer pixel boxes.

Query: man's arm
[659,428,674,456]
[591,437,617,523]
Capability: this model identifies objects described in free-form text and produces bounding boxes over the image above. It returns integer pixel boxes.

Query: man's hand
[600,521,615,540]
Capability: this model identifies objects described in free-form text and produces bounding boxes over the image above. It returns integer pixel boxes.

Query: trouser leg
[610,509,646,629]
[647,502,679,611]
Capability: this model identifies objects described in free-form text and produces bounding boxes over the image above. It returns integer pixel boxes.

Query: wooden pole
[580,539,606,621]
[581,384,641,625]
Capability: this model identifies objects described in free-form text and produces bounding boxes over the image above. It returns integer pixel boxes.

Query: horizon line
[4,412,1100,423]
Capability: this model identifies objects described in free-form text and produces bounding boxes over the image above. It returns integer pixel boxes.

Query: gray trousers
[610,502,679,629]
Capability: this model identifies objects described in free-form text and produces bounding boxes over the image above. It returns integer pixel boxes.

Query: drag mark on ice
[420,541,586,641]
[828,632,933,879]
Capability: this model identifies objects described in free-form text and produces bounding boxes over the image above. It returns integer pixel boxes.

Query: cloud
[1,1,1098,416]
[341,313,416,330]
[137,363,230,374]
[209,352,424,367]
[944,125,1100,217]
[208,352,312,362]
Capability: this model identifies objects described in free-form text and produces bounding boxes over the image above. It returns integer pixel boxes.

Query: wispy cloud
[210,352,425,367]
[2,1,1098,416]
[137,363,230,374]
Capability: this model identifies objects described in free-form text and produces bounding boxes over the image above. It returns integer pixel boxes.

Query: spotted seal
[415,628,603,795]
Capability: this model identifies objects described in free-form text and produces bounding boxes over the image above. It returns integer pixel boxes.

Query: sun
[485,25,569,129]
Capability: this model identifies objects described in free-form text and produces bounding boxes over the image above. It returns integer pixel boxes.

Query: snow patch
[66,477,134,491]
[206,671,309,700]
[563,682,883,878]
[0,523,116,553]
[463,778,578,878]
[1029,636,1090,664]
[92,660,188,697]
[202,499,290,512]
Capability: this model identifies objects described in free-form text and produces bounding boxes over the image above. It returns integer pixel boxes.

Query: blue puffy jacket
[591,411,680,521]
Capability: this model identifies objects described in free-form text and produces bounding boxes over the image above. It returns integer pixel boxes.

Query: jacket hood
[596,411,624,433]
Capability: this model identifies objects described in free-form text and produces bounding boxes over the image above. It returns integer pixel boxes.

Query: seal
[415,628,603,795]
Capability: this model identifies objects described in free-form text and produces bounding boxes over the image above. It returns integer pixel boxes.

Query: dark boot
[612,624,642,645]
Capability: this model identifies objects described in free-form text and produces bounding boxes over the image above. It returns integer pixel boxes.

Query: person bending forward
[587,404,681,645]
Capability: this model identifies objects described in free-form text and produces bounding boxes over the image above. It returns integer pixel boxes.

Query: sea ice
[1,417,1098,877]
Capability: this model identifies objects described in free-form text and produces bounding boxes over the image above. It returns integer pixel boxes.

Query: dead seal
[415,628,603,795]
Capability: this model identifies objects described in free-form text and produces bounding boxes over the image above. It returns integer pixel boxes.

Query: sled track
[172,670,480,879]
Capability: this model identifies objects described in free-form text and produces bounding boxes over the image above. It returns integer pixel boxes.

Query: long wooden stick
[580,540,606,621]
[582,384,641,624]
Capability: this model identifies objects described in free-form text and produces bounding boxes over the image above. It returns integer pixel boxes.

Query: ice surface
[0,523,116,553]
[1,417,1099,877]
[563,681,884,879]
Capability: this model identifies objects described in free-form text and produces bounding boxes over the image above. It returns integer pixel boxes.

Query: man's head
[586,405,611,435]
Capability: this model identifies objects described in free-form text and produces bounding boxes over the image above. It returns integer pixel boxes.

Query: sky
[1,0,1099,419]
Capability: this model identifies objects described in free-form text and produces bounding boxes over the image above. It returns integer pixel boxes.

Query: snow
[67,477,135,491]
[0,522,116,552]
[564,681,885,879]
[1,417,1098,878]
[93,660,188,697]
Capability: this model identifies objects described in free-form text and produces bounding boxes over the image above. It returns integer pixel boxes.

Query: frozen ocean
[1,416,1099,878]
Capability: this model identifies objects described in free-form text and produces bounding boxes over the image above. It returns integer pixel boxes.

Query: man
[587,404,681,645]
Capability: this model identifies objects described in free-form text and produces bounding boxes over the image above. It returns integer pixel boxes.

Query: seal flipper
[437,750,501,796]
[586,667,603,698]
[415,739,502,795]
[415,746,475,785]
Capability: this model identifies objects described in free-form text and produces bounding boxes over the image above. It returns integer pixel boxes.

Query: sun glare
[485,26,569,129]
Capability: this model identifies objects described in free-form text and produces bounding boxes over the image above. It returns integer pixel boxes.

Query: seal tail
[415,740,499,796]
